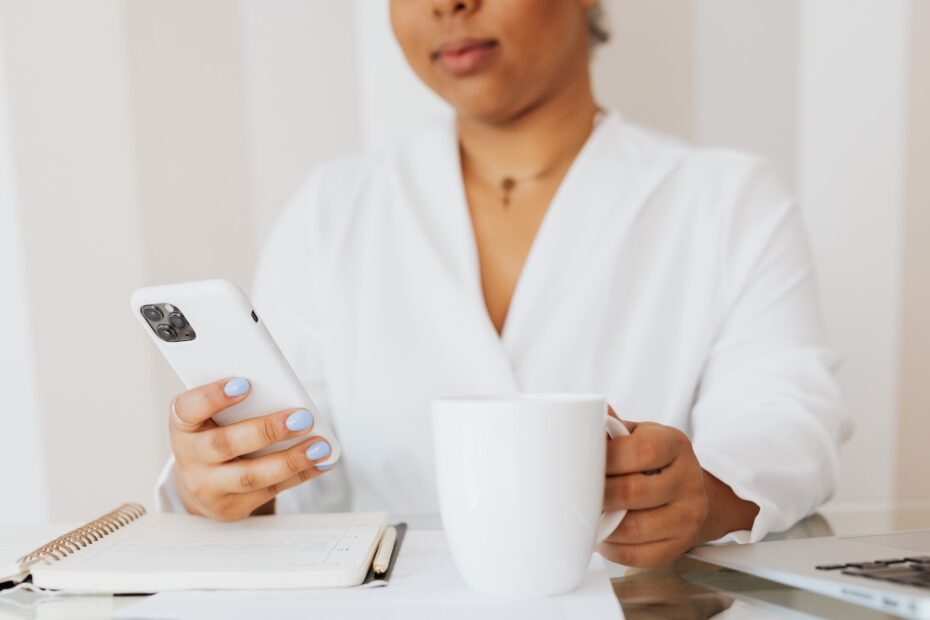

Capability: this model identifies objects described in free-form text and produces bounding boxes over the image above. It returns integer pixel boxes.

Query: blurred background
[0,0,927,525]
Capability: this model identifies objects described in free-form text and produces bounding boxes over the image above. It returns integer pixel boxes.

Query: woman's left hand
[599,417,711,567]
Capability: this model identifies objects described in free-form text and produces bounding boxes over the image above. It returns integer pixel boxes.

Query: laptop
[689,530,930,618]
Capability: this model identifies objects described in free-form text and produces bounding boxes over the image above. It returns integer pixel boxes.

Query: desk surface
[1,505,928,619]
[614,504,930,619]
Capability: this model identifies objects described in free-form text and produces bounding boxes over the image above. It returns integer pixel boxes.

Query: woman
[157,0,850,567]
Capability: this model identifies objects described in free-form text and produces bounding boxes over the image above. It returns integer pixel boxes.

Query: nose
[431,0,478,19]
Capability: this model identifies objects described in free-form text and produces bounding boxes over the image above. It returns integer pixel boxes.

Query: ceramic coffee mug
[431,394,628,598]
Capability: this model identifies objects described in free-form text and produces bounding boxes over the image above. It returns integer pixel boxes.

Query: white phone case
[130,279,340,462]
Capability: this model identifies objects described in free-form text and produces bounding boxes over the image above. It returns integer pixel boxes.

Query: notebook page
[115,530,625,620]
[32,512,387,590]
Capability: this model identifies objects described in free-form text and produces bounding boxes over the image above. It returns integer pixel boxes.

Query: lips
[431,38,499,77]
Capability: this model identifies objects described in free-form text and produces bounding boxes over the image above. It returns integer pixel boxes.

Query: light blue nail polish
[286,409,313,432]
[224,377,250,398]
[316,463,335,471]
[306,441,331,461]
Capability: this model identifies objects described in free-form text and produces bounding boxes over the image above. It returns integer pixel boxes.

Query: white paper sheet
[115,529,624,620]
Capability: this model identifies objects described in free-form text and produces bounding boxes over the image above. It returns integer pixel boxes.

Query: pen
[373,526,397,574]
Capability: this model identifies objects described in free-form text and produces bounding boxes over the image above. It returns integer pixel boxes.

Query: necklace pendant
[501,177,515,209]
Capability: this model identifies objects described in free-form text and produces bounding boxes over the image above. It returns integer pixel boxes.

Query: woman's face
[390,0,595,123]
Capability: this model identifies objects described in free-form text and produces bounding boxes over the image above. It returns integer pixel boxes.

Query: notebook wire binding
[15,503,146,571]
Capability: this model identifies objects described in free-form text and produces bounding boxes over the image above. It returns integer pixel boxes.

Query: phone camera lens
[142,305,163,322]
[156,324,178,341]
[167,313,188,329]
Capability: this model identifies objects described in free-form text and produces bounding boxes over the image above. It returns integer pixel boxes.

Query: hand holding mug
[600,412,711,567]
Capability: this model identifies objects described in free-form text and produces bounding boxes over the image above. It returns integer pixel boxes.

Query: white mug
[431,393,628,598]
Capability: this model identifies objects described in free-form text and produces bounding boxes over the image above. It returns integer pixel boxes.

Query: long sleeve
[691,162,852,543]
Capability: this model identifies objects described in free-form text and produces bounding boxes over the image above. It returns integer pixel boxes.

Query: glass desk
[1,506,928,619]
[612,505,930,619]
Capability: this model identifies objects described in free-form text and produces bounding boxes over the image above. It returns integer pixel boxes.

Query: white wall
[693,0,797,185]
[0,22,47,525]
[898,0,930,504]
[354,0,450,151]
[592,0,695,140]
[241,0,361,241]
[798,0,910,504]
[0,0,925,522]
[0,0,161,521]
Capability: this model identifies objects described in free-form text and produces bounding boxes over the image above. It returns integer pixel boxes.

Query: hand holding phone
[131,279,341,520]
[166,376,334,520]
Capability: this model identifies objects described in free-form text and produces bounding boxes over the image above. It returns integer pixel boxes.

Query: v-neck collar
[407,110,672,391]
[495,112,622,349]
[449,112,625,344]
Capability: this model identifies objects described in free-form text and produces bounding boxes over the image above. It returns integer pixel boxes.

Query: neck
[456,69,599,179]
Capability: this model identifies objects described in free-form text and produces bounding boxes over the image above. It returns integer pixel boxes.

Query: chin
[438,81,526,125]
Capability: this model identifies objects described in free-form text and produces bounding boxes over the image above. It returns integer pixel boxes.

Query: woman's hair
[587,3,610,47]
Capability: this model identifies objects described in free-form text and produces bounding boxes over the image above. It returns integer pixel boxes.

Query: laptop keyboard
[817,556,930,589]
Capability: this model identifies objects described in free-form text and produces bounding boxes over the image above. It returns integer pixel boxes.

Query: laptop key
[859,568,924,579]
[843,570,878,578]
[846,562,890,570]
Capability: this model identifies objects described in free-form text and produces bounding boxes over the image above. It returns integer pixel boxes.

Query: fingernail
[306,441,331,461]
[224,377,250,398]
[286,409,313,432]
[316,463,335,472]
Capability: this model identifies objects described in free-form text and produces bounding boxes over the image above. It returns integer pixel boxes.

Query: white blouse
[157,111,851,543]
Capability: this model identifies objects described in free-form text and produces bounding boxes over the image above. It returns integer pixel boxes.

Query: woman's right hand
[168,377,333,521]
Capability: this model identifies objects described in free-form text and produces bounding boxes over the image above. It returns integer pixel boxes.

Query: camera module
[141,302,196,342]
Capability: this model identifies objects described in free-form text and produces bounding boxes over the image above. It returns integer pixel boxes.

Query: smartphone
[130,279,340,462]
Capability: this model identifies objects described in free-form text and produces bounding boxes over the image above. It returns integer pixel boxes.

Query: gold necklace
[463,154,552,208]
[461,108,606,209]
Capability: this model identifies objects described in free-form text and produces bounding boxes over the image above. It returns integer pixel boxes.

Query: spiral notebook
[1,504,392,593]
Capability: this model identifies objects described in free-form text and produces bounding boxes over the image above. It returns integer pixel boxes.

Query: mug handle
[595,416,630,543]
